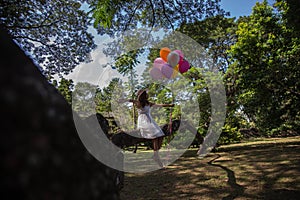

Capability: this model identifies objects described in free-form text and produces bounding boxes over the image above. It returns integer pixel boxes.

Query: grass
[119,136,300,200]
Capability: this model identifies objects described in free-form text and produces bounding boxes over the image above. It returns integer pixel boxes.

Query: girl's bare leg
[157,137,163,150]
[152,138,164,168]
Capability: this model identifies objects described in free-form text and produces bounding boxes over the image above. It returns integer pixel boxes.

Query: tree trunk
[0,27,120,199]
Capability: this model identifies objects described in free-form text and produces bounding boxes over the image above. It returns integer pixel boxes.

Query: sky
[220,0,276,18]
[66,0,276,88]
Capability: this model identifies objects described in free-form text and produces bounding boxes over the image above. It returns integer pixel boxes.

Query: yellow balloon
[171,64,179,78]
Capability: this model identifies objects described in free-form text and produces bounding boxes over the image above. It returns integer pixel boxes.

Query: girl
[121,89,174,168]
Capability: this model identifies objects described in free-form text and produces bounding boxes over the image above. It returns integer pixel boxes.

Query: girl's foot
[152,154,164,168]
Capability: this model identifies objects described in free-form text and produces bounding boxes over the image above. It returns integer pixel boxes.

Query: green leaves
[90,0,228,36]
[92,0,115,28]
[227,0,300,133]
[1,0,96,77]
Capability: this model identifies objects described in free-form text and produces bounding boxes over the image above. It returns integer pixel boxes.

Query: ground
[120,136,300,200]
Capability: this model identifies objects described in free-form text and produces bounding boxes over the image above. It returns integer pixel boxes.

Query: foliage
[72,82,98,118]
[90,0,229,36]
[275,0,300,34]
[94,78,120,114]
[178,15,237,73]
[0,0,96,78]
[218,124,239,145]
[227,0,300,133]
[90,0,229,85]
[52,78,74,105]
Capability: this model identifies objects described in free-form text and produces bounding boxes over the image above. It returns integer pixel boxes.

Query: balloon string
[167,98,173,162]
[165,90,175,166]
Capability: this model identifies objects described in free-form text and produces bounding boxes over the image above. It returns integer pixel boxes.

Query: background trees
[227,0,300,135]
[2,0,298,144]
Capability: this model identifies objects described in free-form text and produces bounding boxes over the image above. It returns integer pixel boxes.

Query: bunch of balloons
[149,47,191,80]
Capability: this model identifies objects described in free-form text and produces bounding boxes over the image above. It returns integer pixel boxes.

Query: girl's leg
[157,137,163,150]
[152,138,158,151]
[152,138,164,167]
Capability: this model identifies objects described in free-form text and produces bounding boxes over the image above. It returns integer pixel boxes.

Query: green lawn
[120,136,300,200]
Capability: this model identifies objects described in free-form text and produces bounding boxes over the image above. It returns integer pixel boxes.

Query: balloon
[174,50,184,64]
[149,67,164,80]
[179,59,190,74]
[160,47,171,62]
[171,64,179,78]
[153,57,166,70]
[161,63,174,79]
[167,51,180,67]
[154,57,166,65]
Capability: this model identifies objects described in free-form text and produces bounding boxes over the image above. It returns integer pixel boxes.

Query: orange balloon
[160,47,171,62]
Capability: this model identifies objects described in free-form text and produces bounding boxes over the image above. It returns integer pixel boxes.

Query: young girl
[121,89,174,167]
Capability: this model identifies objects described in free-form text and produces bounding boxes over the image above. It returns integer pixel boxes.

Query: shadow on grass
[207,154,245,200]
[120,137,300,200]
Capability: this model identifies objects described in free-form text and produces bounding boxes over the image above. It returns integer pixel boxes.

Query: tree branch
[160,0,174,30]
[149,0,156,29]
[5,20,61,30]
[124,0,142,31]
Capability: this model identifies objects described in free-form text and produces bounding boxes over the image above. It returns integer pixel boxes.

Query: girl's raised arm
[150,102,174,108]
[118,98,138,104]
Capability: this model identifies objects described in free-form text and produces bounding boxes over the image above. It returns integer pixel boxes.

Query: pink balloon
[150,67,164,80]
[179,59,190,74]
[153,62,163,70]
[161,63,174,79]
[154,57,166,65]
[174,50,184,63]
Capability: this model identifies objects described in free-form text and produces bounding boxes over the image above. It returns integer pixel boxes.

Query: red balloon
[179,60,190,74]
[161,63,174,79]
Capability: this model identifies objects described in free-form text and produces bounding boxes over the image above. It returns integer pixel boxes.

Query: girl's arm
[118,99,138,104]
[150,102,174,108]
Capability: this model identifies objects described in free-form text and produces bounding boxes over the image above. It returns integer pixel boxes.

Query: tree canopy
[0,0,95,78]
[90,0,229,36]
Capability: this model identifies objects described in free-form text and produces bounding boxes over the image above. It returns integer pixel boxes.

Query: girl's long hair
[137,91,149,108]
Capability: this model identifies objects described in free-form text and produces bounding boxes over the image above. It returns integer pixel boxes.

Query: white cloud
[66,35,126,88]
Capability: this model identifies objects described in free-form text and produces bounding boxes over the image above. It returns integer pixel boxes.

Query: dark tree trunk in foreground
[0,27,119,200]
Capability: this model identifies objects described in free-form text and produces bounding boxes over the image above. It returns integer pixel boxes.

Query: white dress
[137,105,165,139]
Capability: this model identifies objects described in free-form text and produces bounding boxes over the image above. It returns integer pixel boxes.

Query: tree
[52,78,74,105]
[95,78,120,114]
[72,82,98,118]
[89,0,229,76]
[227,0,300,134]
[276,0,300,33]
[90,0,229,36]
[0,0,96,78]
[178,15,237,73]
[1,27,119,199]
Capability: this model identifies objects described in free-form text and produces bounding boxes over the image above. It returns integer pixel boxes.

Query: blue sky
[220,0,276,18]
